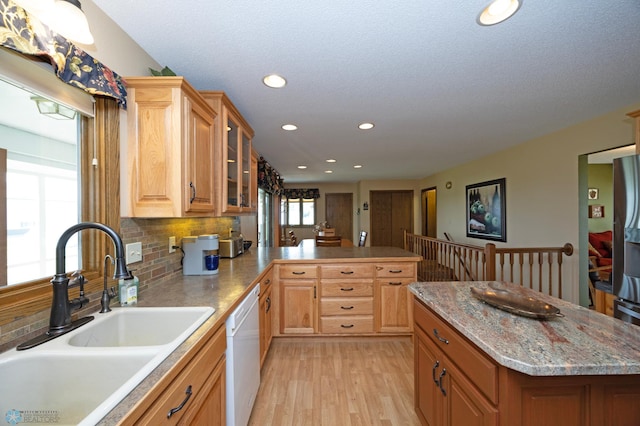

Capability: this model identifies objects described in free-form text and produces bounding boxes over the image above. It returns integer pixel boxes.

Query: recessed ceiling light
[282,124,298,131]
[297,165,307,169]
[326,159,336,163]
[263,74,287,88]
[358,122,375,130]
[353,165,363,169]
[324,170,333,174]
[478,0,521,26]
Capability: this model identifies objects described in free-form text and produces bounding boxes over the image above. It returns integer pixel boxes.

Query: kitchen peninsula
[410,281,640,426]
[97,245,420,425]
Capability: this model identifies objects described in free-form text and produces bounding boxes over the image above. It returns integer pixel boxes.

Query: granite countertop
[98,245,420,424]
[409,281,640,377]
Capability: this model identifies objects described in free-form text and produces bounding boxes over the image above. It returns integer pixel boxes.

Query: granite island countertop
[97,245,420,425]
[409,281,640,377]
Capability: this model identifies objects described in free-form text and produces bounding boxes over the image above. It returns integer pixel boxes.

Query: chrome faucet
[17,222,132,350]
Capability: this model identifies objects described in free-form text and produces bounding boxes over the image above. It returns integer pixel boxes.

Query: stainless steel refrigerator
[613,154,640,325]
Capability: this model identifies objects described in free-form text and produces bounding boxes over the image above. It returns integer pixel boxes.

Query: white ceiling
[92,0,640,183]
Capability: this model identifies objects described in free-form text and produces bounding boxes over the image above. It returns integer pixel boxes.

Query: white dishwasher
[226,284,261,426]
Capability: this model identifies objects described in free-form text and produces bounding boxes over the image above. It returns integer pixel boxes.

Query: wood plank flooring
[248,336,421,426]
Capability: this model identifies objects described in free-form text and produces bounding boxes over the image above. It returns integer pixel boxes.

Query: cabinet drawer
[321,316,374,334]
[414,299,498,404]
[375,263,416,278]
[279,264,318,279]
[137,325,227,424]
[321,280,373,297]
[321,297,373,316]
[320,264,373,279]
[260,267,274,294]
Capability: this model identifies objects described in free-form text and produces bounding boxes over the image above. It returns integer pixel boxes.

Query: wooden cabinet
[200,91,256,215]
[275,260,418,337]
[376,262,416,333]
[122,324,226,425]
[123,77,216,217]
[259,267,274,368]
[414,299,497,426]
[279,264,318,334]
[414,297,640,426]
[319,264,374,334]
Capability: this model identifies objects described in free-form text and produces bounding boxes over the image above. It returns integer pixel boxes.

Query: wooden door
[422,187,437,237]
[370,190,413,248]
[326,193,353,241]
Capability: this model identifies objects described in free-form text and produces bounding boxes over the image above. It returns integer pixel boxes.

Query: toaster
[219,237,244,258]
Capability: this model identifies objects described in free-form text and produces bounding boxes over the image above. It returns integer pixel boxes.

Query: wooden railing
[404,233,574,299]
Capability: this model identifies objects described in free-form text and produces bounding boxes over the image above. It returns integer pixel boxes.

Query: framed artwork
[588,188,599,200]
[589,205,604,218]
[466,178,506,242]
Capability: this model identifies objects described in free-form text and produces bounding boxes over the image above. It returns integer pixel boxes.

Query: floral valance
[0,0,127,108]
[283,188,320,200]
[258,156,284,195]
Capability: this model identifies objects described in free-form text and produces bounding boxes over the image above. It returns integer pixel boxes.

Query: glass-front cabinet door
[226,116,240,211]
[241,132,251,208]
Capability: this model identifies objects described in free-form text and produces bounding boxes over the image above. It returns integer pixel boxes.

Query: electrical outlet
[169,236,176,253]
[126,242,142,264]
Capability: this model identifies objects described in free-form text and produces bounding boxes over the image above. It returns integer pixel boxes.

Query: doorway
[325,193,353,241]
[421,187,437,237]
[370,190,413,248]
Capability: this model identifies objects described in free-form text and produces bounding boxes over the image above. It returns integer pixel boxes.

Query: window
[1,77,81,285]
[281,198,316,226]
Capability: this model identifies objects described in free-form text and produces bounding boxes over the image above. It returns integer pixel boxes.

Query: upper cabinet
[200,91,256,215]
[123,77,216,217]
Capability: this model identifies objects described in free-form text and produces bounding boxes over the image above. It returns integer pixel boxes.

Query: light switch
[126,242,142,264]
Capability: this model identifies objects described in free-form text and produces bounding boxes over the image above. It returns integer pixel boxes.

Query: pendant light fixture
[478,0,521,26]
[12,0,94,45]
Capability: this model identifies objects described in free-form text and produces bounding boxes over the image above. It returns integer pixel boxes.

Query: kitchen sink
[67,306,215,347]
[0,350,155,426]
[1,306,215,425]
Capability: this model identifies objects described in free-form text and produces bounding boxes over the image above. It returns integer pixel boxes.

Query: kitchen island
[409,280,640,426]
[97,245,420,425]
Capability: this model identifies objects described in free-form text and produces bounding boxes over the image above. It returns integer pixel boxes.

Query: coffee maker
[182,234,220,275]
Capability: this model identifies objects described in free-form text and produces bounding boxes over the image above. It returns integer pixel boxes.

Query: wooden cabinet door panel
[415,325,441,426]
[281,282,316,334]
[446,363,498,426]
[377,279,413,332]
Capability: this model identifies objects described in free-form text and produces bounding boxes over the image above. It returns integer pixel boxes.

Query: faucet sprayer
[17,222,133,350]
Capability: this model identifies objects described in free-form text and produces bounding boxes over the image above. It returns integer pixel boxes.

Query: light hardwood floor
[249,336,421,426]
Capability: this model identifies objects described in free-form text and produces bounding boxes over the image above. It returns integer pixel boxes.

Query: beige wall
[416,103,640,304]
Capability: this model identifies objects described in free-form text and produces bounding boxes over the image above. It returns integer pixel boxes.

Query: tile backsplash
[0,216,239,352]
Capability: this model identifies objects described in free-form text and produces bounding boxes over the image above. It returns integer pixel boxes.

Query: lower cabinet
[414,300,497,426]
[277,260,417,336]
[122,324,226,425]
[414,297,640,426]
[259,268,274,368]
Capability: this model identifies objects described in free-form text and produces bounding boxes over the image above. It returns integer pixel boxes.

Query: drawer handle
[340,271,354,275]
[340,306,354,310]
[341,324,354,328]
[167,385,192,418]
[292,271,306,275]
[438,369,447,396]
[340,287,354,291]
[266,296,271,312]
[189,182,196,204]
[433,328,449,344]
[389,269,403,274]
[389,281,403,286]
[431,360,440,385]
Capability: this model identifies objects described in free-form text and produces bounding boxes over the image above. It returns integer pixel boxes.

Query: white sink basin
[0,350,155,426]
[1,306,215,425]
[67,306,215,347]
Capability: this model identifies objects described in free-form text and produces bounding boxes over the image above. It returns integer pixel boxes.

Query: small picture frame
[589,205,604,218]
[588,188,599,200]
